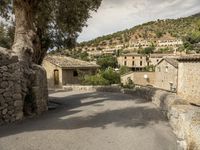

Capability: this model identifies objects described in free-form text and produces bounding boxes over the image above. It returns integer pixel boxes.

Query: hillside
[78,13,200,50]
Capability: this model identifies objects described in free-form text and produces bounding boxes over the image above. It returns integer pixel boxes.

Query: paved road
[0,91,178,150]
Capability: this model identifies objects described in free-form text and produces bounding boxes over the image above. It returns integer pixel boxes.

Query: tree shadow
[0,91,168,138]
[59,106,167,130]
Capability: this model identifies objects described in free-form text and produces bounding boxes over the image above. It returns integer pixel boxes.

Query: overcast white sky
[77,0,200,42]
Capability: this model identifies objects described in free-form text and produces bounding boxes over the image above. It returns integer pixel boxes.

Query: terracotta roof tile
[44,55,99,68]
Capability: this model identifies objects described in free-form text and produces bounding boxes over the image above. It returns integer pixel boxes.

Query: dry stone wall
[0,48,48,125]
[122,86,200,150]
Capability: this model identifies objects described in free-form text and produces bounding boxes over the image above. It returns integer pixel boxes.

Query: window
[165,66,168,72]
[132,56,135,59]
[124,56,127,59]
[157,67,161,72]
[140,56,142,59]
[140,61,143,66]
[132,61,135,66]
[73,70,78,77]
[54,69,59,85]
[124,61,127,66]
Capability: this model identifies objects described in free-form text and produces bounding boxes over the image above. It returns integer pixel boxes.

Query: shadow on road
[0,91,167,138]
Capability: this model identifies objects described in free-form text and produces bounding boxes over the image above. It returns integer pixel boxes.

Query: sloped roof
[122,53,147,56]
[157,58,179,68]
[44,55,99,69]
[177,56,200,62]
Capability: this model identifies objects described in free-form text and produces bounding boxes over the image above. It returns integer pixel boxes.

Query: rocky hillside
[78,13,200,50]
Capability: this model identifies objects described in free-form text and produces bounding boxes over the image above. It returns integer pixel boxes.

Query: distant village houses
[117,53,148,71]
[121,55,200,105]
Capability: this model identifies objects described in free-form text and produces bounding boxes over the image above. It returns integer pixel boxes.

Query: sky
[77,0,200,42]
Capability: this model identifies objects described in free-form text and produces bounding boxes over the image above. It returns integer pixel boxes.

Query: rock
[13,94,22,100]
[1,81,8,88]
[3,92,11,98]
[15,112,23,120]
[2,109,8,115]
[14,100,23,107]
[0,89,5,94]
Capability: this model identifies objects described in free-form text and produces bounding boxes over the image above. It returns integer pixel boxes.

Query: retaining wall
[123,86,200,150]
[0,49,48,125]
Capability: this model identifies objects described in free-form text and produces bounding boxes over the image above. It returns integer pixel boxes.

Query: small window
[124,56,127,59]
[157,67,161,72]
[140,56,142,59]
[73,70,78,77]
[124,61,127,66]
[132,56,135,59]
[140,61,143,66]
[132,61,135,66]
[165,66,168,72]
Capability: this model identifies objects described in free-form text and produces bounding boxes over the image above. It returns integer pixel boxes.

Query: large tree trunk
[12,0,36,62]
[11,0,48,116]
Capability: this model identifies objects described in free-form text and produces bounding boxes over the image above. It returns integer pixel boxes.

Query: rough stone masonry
[0,47,48,125]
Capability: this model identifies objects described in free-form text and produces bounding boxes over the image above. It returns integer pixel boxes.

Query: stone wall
[0,49,24,124]
[0,48,48,125]
[63,85,121,93]
[178,62,200,105]
[122,86,200,150]
[121,72,155,86]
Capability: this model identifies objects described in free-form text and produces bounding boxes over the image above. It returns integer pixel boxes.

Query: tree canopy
[0,0,102,64]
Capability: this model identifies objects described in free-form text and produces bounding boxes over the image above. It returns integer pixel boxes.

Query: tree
[0,0,102,64]
[0,0,102,116]
[0,23,14,49]
[96,55,118,70]
[139,46,155,54]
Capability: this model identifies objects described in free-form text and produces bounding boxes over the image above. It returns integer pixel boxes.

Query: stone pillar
[31,64,48,114]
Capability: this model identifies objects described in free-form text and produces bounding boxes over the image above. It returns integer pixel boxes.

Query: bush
[101,68,120,85]
[119,66,131,75]
[122,78,135,89]
[82,74,109,86]
[81,68,121,85]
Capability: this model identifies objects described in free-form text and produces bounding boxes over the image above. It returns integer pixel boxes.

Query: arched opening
[54,69,59,85]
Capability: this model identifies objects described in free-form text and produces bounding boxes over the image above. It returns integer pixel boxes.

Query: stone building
[149,54,176,66]
[121,72,155,86]
[117,53,148,71]
[129,40,152,49]
[177,56,200,105]
[155,58,178,91]
[42,55,99,88]
[157,38,183,48]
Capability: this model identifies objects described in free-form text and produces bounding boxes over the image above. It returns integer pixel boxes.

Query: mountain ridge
[77,13,200,49]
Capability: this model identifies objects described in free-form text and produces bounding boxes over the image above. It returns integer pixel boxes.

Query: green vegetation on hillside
[78,13,200,52]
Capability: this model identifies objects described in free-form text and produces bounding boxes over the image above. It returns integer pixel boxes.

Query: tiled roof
[122,53,147,56]
[44,55,100,68]
[177,56,200,62]
[157,58,179,68]
[164,58,179,68]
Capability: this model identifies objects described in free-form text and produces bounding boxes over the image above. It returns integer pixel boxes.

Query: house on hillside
[157,38,183,48]
[42,55,99,88]
[155,58,179,91]
[117,53,148,71]
[149,53,178,66]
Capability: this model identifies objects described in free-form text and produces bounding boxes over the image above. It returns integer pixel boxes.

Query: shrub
[82,74,109,86]
[101,68,120,85]
[122,78,135,89]
[119,66,131,75]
